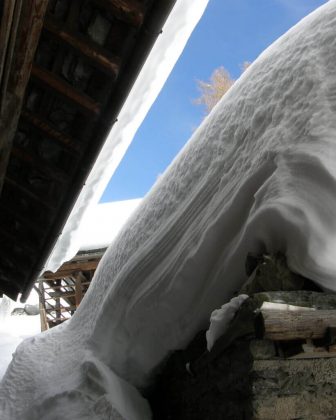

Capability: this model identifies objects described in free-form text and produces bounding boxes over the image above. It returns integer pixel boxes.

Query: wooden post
[74,271,86,307]
[37,279,48,331]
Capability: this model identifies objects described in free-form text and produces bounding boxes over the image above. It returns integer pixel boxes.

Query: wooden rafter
[44,19,120,76]
[20,110,81,153]
[31,64,101,116]
[95,0,145,27]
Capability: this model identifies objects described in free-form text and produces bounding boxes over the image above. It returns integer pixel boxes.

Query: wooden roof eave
[0,0,49,196]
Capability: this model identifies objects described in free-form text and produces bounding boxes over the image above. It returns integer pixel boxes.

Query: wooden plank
[31,64,101,116]
[44,19,120,76]
[20,109,81,153]
[257,308,336,341]
[94,0,145,27]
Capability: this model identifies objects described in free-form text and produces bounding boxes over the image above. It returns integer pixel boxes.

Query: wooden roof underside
[0,0,176,301]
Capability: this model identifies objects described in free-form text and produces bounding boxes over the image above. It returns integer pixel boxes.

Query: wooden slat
[20,109,81,153]
[44,19,120,76]
[43,282,90,290]
[95,0,145,27]
[46,304,78,313]
[31,64,101,116]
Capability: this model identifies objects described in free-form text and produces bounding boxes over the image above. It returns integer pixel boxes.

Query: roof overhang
[0,0,209,302]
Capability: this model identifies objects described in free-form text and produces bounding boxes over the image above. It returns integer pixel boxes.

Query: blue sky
[101,0,327,202]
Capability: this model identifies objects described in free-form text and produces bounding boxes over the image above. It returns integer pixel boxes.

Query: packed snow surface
[2,1,336,418]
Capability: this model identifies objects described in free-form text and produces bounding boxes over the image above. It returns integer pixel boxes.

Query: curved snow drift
[2,1,336,418]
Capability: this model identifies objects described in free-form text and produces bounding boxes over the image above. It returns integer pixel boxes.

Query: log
[257,306,336,341]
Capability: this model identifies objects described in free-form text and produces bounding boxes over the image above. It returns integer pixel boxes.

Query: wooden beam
[74,272,85,307]
[31,64,101,116]
[257,307,336,341]
[0,0,17,91]
[44,19,120,76]
[94,0,145,28]
[0,0,49,196]
[0,0,23,112]
[43,259,101,279]
[9,0,49,98]
[20,109,81,153]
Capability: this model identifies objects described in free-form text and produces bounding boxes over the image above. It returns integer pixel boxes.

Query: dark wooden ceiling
[0,0,176,301]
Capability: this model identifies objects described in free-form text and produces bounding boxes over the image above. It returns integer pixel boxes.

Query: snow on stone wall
[1,1,336,419]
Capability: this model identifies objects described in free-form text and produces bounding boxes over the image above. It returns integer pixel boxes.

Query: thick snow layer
[0,296,40,382]
[79,199,142,251]
[45,0,209,272]
[2,1,336,418]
